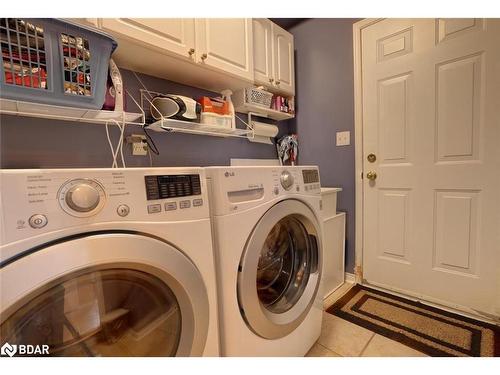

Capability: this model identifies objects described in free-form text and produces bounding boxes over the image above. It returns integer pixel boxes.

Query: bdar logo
[1,342,17,357]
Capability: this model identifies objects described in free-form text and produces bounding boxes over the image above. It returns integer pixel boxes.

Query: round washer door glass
[238,200,321,340]
[0,268,181,356]
[257,216,312,313]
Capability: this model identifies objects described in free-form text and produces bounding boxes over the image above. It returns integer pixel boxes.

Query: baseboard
[345,272,355,284]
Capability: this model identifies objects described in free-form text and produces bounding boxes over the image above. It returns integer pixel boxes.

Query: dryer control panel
[205,166,321,216]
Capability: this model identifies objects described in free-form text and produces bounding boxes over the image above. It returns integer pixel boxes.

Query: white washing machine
[0,168,219,357]
[206,166,323,356]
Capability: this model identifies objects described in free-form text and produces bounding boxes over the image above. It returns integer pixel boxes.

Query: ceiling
[269,18,308,30]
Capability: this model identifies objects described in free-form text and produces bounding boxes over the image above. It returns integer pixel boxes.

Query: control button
[66,183,100,212]
[180,200,191,209]
[273,187,279,195]
[165,202,177,211]
[193,198,203,207]
[280,170,294,190]
[117,204,130,217]
[29,214,47,229]
[147,204,162,214]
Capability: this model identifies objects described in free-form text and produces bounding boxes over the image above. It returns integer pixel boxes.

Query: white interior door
[361,19,500,318]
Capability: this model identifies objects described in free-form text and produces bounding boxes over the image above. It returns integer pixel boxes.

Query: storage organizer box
[0,18,117,109]
[200,112,233,129]
[233,87,273,109]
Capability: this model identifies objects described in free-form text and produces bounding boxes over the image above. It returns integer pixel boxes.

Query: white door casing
[356,19,500,318]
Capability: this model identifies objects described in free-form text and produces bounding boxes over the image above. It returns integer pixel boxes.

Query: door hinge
[361,172,363,179]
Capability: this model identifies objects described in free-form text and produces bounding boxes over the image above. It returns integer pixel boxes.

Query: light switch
[336,131,350,146]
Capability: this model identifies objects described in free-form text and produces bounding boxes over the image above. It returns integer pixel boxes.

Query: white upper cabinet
[195,19,254,81]
[271,23,295,95]
[252,18,274,86]
[100,19,196,61]
[252,21,295,95]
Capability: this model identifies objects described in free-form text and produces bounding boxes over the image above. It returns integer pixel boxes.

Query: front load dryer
[0,168,219,357]
[206,166,323,356]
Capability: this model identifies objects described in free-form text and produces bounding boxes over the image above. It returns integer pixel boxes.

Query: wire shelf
[140,89,254,139]
[147,118,253,138]
[0,98,145,125]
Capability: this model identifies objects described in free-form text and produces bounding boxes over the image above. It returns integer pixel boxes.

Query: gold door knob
[188,48,195,56]
[201,53,208,61]
[366,171,377,181]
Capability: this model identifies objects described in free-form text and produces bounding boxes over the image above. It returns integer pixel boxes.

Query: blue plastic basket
[0,18,117,109]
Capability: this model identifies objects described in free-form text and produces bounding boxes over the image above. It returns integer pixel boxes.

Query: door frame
[353,18,383,284]
[352,19,499,325]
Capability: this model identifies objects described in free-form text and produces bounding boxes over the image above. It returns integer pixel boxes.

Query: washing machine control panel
[144,174,202,200]
[58,178,106,217]
[1,168,209,245]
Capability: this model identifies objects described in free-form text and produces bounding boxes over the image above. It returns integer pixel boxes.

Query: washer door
[0,232,209,356]
[238,200,321,339]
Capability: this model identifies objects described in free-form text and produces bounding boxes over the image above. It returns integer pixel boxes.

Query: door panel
[195,18,253,81]
[272,23,295,95]
[100,19,196,60]
[361,19,500,317]
[253,18,273,86]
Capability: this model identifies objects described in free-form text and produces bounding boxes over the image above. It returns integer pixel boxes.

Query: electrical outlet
[336,131,350,146]
[127,134,148,156]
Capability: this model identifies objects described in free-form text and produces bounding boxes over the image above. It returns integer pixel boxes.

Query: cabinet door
[195,19,253,81]
[252,18,273,86]
[100,19,196,60]
[272,23,295,95]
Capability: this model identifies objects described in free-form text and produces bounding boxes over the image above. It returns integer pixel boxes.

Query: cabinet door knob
[269,78,274,83]
[201,53,208,61]
[275,80,281,85]
[188,48,195,56]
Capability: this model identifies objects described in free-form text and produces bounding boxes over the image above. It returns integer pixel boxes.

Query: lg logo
[1,342,49,357]
[224,171,235,177]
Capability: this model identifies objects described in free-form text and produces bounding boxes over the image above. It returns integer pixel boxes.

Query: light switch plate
[336,131,350,146]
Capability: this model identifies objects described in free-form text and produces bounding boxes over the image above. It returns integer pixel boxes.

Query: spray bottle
[221,89,235,130]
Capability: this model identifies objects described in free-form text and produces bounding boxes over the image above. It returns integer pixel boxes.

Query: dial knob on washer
[280,170,294,190]
[65,183,101,212]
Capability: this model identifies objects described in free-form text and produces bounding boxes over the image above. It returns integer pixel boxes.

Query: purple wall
[0,69,286,169]
[288,19,360,273]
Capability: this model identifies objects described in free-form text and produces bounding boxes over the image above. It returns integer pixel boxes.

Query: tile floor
[307,282,428,357]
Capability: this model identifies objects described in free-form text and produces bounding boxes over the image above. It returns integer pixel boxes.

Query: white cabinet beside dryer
[320,187,346,299]
[253,20,295,95]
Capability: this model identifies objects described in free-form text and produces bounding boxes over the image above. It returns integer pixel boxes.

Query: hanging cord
[142,125,160,155]
[105,119,126,168]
